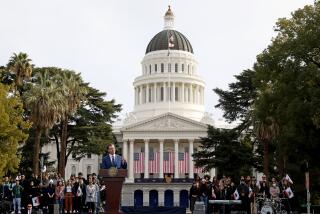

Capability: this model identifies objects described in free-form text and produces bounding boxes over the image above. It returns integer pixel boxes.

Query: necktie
[111,155,115,167]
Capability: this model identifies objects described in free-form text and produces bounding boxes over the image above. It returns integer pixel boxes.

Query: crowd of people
[189,174,296,214]
[0,172,105,214]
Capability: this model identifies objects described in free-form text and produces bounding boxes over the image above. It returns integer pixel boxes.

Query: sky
[0,0,314,121]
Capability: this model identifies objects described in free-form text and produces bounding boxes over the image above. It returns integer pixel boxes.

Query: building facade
[60,6,224,208]
[116,6,214,207]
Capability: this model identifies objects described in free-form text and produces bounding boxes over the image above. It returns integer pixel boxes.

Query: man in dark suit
[102,144,127,169]
[24,203,37,214]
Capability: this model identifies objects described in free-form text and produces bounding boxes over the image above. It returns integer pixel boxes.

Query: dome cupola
[145,6,194,54]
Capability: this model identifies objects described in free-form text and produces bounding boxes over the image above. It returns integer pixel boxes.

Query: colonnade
[122,139,195,181]
[134,82,204,105]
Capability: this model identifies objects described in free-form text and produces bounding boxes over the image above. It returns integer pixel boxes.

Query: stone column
[143,189,149,206]
[158,188,165,206]
[146,84,149,103]
[182,83,184,103]
[129,139,135,182]
[139,86,142,105]
[154,83,157,102]
[134,88,136,105]
[190,84,193,104]
[173,188,180,206]
[159,139,164,179]
[123,139,128,164]
[144,139,149,179]
[189,139,194,179]
[174,139,179,179]
[163,82,167,102]
[196,85,199,104]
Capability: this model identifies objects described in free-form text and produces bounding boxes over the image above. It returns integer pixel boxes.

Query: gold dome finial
[165,5,174,16]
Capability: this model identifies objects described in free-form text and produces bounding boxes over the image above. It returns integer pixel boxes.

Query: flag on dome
[168,35,174,48]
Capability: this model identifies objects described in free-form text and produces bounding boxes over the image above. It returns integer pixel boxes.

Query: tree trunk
[33,127,42,175]
[54,133,60,175]
[59,117,68,178]
[263,139,269,180]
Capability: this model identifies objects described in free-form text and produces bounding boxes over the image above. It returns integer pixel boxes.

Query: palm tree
[255,116,279,179]
[57,70,87,177]
[23,68,65,175]
[7,52,33,93]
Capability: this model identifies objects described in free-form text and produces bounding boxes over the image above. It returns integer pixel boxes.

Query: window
[161,63,164,73]
[144,88,147,103]
[187,65,190,74]
[160,87,164,101]
[87,153,92,159]
[149,65,152,74]
[155,64,157,72]
[182,64,184,72]
[175,63,178,73]
[149,88,152,102]
[71,166,76,175]
[168,63,171,72]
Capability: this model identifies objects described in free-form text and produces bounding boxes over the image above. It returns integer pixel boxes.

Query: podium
[99,169,127,214]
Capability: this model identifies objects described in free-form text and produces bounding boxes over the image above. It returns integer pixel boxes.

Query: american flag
[194,166,203,174]
[163,151,174,173]
[179,152,189,174]
[149,152,159,173]
[168,35,174,48]
[134,152,145,173]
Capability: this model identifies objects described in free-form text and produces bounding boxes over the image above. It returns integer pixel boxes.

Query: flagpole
[167,30,171,114]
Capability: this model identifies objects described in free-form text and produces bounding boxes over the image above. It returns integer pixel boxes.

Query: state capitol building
[44,6,234,208]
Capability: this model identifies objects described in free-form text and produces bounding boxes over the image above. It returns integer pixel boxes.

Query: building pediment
[121,113,208,132]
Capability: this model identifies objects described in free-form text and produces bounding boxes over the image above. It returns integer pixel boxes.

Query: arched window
[175,63,178,73]
[134,190,143,207]
[164,190,173,207]
[149,65,152,74]
[154,64,157,73]
[182,64,184,72]
[161,63,164,73]
[149,190,158,207]
[179,190,189,208]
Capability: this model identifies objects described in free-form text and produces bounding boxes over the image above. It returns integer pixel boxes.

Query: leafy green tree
[214,69,257,132]
[193,126,255,179]
[214,3,320,185]
[23,68,65,175]
[49,86,121,173]
[0,83,31,177]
